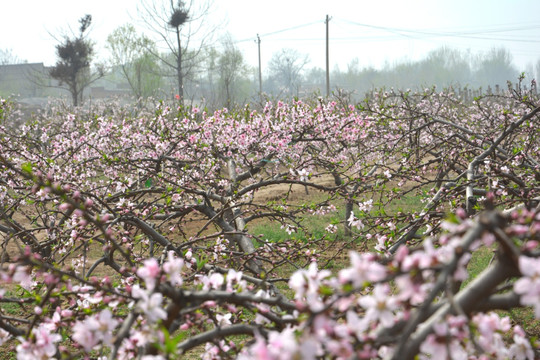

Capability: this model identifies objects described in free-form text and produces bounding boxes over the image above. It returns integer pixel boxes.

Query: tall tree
[49,15,104,106]
[107,24,163,98]
[217,36,250,108]
[168,3,189,101]
[138,0,220,103]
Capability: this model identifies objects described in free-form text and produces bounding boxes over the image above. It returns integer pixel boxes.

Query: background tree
[198,47,220,105]
[535,58,540,85]
[266,48,309,97]
[419,46,472,86]
[0,48,23,65]
[107,24,163,98]
[49,15,104,106]
[138,0,220,103]
[473,47,519,88]
[304,67,326,91]
[217,35,250,108]
[167,2,189,101]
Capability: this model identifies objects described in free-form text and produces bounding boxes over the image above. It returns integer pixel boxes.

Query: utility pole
[325,15,331,97]
[256,34,262,94]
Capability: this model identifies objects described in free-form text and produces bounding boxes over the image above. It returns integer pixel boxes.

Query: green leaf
[319,285,334,296]
[145,178,153,188]
[21,162,33,175]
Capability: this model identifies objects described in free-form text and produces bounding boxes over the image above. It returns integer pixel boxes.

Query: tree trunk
[71,83,78,107]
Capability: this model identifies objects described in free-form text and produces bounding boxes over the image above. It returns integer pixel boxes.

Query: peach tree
[0,84,539,358]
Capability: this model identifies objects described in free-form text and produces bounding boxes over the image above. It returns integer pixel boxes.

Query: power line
[234,20,322,44]
[335,18,540,43]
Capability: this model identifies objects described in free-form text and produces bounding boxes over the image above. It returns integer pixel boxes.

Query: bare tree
[138,0,221,103]
[0,48,23,65]
[267,48,309,96]
[49,15,104,106]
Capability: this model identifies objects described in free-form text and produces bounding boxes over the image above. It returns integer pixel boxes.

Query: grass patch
[462,245,495,288]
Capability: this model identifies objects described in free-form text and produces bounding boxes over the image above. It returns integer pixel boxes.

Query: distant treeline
[326,46,535,101]
[2,45,536,109]
[186,45,535,105]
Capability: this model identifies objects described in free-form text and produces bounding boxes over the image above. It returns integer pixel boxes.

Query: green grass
[250,201,347,245]
[462,245,495,287]
[250,222,291,244]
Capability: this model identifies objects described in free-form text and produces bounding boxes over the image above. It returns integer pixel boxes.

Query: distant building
[0,62,131,105]
[0,63,61,98]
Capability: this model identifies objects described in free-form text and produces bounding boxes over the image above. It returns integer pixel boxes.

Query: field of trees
[0,75,539,358]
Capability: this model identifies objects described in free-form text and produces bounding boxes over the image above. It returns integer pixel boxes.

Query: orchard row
[0,84,539,359]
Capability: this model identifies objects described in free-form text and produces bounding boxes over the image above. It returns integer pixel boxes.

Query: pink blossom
[132,285,167,323]
[509,326,534,360]
[338,251,386,287]
[0,328,10,346]
[12,265,33,290]
[358,284,397,327]
[238,334,269,360]
[72,321,99,352]
[419,318,468,360]
[472,312,511,357]
[201,272,224,290]
[395,274,430,305]
[325,224,338,233]
[357,199,373,212]
[289,262,331,311]
[514,256,540,317]
[347,213,364,230]
[163,251,184,286]
[216,313,232,327]
[72,309,118,352]
[137,258,161,290]
[346,310,368,338]
[420,333,467,360]
[226,269,246,291]
[281,224,295,235]
[16,324,62,359]
[267,327,299,359]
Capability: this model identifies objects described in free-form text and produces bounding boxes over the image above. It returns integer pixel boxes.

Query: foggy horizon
[0,0,539,71]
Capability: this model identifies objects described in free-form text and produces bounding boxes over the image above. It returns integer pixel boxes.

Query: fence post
[466,162,477,216]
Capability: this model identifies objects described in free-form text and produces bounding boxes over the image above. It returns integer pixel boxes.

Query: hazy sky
[1,0,540,73]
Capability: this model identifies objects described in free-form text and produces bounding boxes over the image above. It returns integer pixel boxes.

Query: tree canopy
[49,15,103,106]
